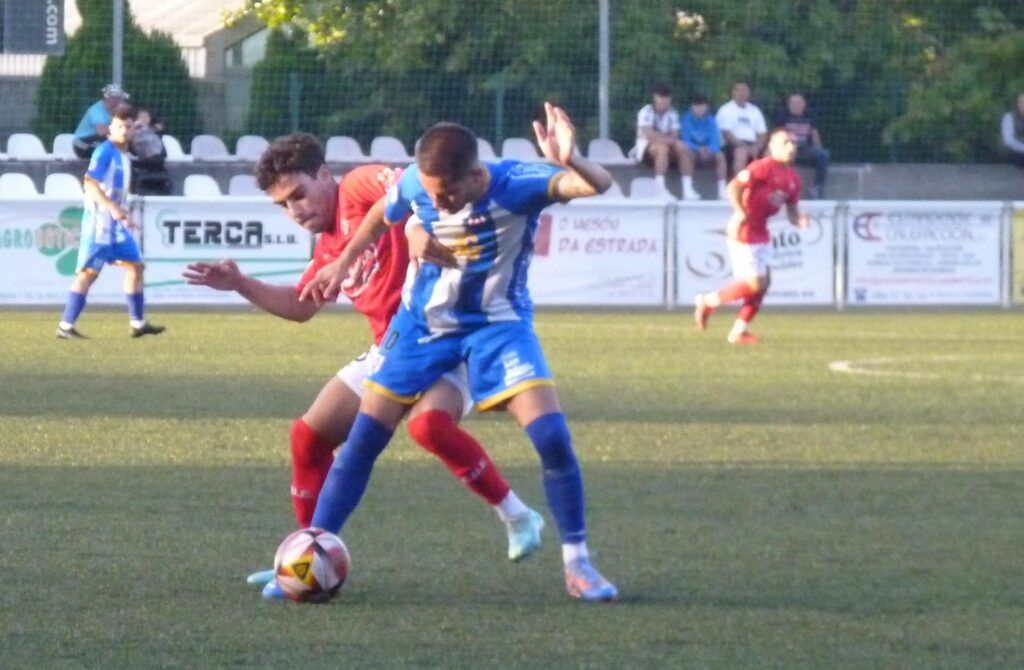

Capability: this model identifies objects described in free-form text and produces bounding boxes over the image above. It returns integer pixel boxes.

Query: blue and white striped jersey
[81,140,132,246]
[385,160,564,334]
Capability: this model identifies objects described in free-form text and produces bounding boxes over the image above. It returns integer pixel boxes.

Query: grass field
[2,308,1023,669]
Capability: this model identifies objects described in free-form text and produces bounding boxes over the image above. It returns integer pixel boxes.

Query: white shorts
[336,346,474,417]
[728,239,772,280]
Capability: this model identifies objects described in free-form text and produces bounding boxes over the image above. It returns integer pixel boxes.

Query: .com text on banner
[845,202,1003,306]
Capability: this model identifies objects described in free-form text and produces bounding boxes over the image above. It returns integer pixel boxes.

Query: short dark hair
[255,132,325,191]
[112,104,136,121]
[652,82,671,98]
[690,93,709,105]
[416,122,478,179]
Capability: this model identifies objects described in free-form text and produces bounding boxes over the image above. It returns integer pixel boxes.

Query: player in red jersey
[693,128,810,343]
[183,134,543,596]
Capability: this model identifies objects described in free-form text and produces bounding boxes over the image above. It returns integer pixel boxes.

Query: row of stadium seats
[0,171,674,199]
[0,132,637,166]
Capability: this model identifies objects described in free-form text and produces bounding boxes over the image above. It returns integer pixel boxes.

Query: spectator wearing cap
[73,84,130,159]
[680,94,728,199]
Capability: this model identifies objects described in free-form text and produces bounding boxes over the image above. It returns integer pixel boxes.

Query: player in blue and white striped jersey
[57,104,164,339]
[298,103,619,601]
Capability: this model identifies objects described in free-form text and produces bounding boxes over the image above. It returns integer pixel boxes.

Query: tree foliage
[34,0,201,143]
[229,0,1024,162]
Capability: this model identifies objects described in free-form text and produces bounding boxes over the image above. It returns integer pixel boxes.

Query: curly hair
[254,132,325,191]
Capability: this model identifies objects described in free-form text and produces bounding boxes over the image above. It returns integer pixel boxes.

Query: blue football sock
[126,292,145,323]
[61,291,87,325]
[310,413,393,533]
[525,413,586,544]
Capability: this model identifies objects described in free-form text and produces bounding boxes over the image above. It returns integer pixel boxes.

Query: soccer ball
[273,528,351,603]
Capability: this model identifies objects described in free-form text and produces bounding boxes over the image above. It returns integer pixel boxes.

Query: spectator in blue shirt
[680,94,727,200]
[73,84,130,159]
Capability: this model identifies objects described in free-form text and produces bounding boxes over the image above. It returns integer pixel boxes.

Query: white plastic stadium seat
[44,173,83,197]
[52,134,77,160]
[325,136,368,162]
[235,135,269,162]
[587,138,632,165]
[369,136,412,161]
[500,137,540,161]
[629,176,675,201]
[477,138,497,161]
[6,133,49,160]
[183,174,222,197]
[190,134,233,162]
[228,174,261,196]
[0,172,39,196]
[162,134,193,162]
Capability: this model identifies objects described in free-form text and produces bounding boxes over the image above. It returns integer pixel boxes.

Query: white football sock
[493,491,529,522]
[59,321,74,330]
[729,319,748,339]
[562,541,590,565]
[130,319,146,329]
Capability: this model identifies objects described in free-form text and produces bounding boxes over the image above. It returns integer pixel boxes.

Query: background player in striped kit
[57,104,164,340]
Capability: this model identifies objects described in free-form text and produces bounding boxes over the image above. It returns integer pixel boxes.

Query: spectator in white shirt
[633,83,694,198]
[716,80,767,176]
[1001,91,1024,168]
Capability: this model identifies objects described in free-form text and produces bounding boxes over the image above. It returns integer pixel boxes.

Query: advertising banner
[139,197,313,304]
[1013,204,1024,306]
[3,0,64,54]
[675,202,837,305]
[845,202,1003,305]
[0,198,129,304]
[527,200,665,306]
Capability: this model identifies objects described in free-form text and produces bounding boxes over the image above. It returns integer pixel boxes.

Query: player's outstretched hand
[183,259,242,291]
[299,258,345,306]
[532,101,576,166]
[796,212,812,229]
[408,225,457,268]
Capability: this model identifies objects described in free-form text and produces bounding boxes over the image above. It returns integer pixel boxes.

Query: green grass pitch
[2,308,1023,669]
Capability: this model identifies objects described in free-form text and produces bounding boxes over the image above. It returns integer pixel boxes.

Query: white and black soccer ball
[273,528,351,603]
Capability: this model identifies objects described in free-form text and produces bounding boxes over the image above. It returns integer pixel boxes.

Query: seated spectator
[633,82,687,195]
[73,84,129,159]
[129,107,171,195]
[680,94,727,200]
[775,92,830,198]
[1002,91,1024,168]
[715,80,767,177]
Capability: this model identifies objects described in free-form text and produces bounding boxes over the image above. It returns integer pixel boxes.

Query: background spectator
[72,84,129,159]
[1002,92,1024,168]
[129,107,171,195]
[680,93,727,199]
[633,82,687,194]
[716,80,767,177]
[775,92,831,198]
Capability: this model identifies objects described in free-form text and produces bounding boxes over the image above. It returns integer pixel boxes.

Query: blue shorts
[367,306,554,411]
[76,237,143,273]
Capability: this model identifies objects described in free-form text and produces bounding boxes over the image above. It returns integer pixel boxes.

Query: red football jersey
[296,164,409,344]
[735,157,802,244]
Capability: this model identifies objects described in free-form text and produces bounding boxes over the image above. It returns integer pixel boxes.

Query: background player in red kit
[693,128,810,343]
[183,133,542,597]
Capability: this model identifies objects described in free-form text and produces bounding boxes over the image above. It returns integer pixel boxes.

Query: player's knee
[407,409,455,453]
[290,417,333,466]
[747,277,764,293]
[524,413,578,473]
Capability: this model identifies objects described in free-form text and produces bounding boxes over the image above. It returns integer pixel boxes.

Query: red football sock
[738,290,765,323]
[408,410,510,505]
[716,280,758,305]
[290,418,337,528]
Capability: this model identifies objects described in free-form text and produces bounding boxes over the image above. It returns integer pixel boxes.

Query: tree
[34,0,201,143]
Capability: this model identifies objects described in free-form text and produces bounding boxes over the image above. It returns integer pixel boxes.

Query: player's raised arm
[299,195,392,305]
[183,259,321,322]
[532,102,613,202]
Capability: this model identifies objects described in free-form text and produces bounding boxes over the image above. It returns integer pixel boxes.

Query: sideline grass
[2,309,1023,669]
